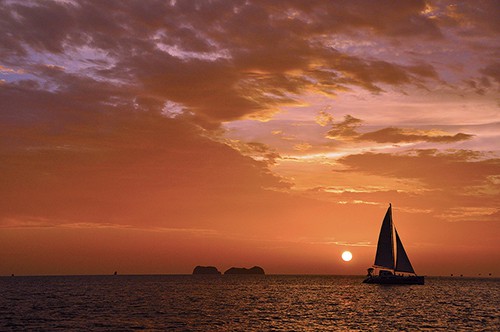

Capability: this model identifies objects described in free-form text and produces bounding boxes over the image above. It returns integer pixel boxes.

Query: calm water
[1,275,498,331]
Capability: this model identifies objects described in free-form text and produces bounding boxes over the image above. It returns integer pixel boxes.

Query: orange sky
[1,0,499,276]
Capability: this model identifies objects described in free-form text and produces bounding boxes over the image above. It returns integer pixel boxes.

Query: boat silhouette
[363,204,424,285]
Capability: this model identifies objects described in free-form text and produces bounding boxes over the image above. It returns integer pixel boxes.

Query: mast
[373,204,395,270]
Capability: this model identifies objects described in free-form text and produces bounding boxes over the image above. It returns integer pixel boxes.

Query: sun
[341,251,353,262]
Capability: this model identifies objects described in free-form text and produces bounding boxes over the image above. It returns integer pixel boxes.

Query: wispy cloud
[1,216,220,236]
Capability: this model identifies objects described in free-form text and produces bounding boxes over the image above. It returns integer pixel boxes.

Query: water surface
[1,275,498,331]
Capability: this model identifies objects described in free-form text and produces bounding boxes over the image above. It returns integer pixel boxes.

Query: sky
[1,0,499,276]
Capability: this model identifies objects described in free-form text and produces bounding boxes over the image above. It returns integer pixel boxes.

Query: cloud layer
[0,0,460,125]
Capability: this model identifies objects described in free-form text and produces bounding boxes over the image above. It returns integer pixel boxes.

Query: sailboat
[363,204,424,285]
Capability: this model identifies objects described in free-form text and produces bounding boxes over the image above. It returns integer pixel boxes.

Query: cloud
[359,128,474,143]
[293,143,313,152]
[0,216,221,237]
[337,149,500,189]
[0,0,448,126]
[309,150,500,223]
[0,65,25,74]
[326,115,363,140]
[480,62,500,85]
[436,1,500,35]
[437,207,499,223]
[326,115,473,144]
[230,141,283,166]
[267,0,442,38]
[315,109,335,127]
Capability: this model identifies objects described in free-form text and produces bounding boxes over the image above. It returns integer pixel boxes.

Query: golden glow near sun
[341,251,353,262]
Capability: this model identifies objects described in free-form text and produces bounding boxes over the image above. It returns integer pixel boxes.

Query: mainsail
[374,204,394,269]
[395,228,415,273]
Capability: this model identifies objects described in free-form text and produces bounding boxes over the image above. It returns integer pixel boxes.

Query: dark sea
[1,275,498,331]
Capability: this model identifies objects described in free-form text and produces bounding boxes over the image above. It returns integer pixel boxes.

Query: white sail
[374,205,394,269]
[395,228,415,274]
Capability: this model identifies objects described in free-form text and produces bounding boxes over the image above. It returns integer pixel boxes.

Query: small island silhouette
[192,265,265,275]
[192,266,221,275]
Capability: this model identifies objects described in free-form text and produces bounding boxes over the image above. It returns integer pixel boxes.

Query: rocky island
[192,266,221,275]
[224,266,265,275]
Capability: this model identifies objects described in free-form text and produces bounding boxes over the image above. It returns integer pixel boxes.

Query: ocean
[1,275,498,331]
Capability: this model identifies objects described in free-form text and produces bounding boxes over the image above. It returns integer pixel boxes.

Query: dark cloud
[326,115,473,143]
[0,1,74,56]
[261,0,442,38]
[480,62,500,85]
[0,0,447,125]
[326,115,363,140]
[435,0,500,35]
[338,149,500,188]
[236,142,282,166]
[359,128,474,143]
[332,149,500,223]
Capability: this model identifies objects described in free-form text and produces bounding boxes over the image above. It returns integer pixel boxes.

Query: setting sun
[341,251,353,262]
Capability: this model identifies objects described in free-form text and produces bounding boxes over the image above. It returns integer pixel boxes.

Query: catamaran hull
[363,275,424,285]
